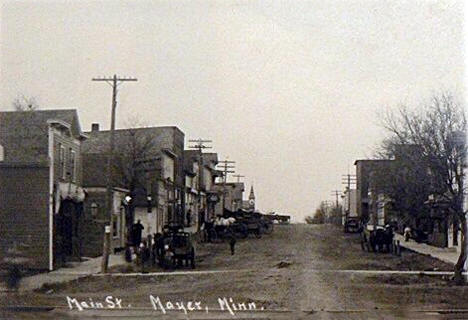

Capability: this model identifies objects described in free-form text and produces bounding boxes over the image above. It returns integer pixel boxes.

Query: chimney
[91,123,100,132]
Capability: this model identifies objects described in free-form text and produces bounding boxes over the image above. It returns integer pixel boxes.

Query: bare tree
[372,143,432,230]
[12,94,39,111]
[379,93,467,283]
[305,201,330,224]
[113,127,158,194]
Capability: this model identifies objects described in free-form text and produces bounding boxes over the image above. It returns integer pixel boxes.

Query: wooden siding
[0,165,50,269]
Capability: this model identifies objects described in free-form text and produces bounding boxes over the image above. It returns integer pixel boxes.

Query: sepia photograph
[0,0,466,319]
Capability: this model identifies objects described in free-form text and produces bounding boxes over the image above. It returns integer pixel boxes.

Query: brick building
[214,182,245,216]
[81,124,185,238]
[183,150,201,228]
[200,153,222,222]
[0,109,87,270]
[354,159,393,223]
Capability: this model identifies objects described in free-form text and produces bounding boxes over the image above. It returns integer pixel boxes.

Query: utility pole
[330,190,342,208]
[217,160,235,211]
[232,174,245,183]
[188,139,212,230]
[92,74,137,273]
[341,174,357,223]
[231,174,245,210]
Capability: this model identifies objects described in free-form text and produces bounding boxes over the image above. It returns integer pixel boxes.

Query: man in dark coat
[229,235,236,255]
[132,220,144,247]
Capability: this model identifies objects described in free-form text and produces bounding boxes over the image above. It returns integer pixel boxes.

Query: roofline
[162,148,177,159]
[47,118,71,130]
[354,159,394,165]
[47,118,88,141]
[0,108,78,113]
[84,125,184,134]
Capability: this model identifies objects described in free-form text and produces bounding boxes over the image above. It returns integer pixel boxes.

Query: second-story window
[70,149,76,182]
[59,144,66,180]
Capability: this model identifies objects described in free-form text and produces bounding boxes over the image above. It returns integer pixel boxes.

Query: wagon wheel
[234,223,248,239]
[210,229,221,243]
[221,228,231,241]
[254,228,262,239]
[262,221,273,235]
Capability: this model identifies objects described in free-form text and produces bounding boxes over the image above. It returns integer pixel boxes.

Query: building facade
[81,125,185,238]
[183,150,201,228]
[214,182,245,216]
[0,109,87,270]
[354,159,393,223]
[341,188,357,225]
[200,153,221,222]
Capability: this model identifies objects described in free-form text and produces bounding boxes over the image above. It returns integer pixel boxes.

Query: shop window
[59,144,66,179]
[113,215,120,239]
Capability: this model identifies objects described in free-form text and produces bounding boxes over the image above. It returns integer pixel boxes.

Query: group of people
[126,216,237,271]
[125,220,165,268]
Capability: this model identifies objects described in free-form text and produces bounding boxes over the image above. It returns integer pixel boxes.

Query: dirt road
[2,224,468,319]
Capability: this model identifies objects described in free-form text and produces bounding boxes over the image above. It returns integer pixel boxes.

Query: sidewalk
[1,254,125,292]
[394,233,459,265]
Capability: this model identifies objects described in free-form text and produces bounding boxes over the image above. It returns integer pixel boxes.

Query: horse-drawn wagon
[360,224,394,253]
[223,209,273,238]
[157,224,195,269]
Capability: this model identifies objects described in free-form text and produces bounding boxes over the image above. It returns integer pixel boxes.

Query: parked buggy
[205,216,248,242]
[223,209,273,238]
[157,224,195,269]
[360,224,394,253]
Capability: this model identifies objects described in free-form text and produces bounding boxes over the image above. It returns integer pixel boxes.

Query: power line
[217,160,236,211]
[330,190,342,208]
[92,74,137,274]
[341,174,356,223]
[232,174,245,182]
[188,138,212,228]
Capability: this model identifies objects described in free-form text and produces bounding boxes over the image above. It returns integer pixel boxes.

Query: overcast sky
[0,0,464,222]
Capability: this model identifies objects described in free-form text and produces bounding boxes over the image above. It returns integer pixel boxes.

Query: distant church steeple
[249,185,255,200]
[248,185,255,211]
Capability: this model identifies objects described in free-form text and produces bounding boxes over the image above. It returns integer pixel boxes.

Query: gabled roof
[0,109,86,139]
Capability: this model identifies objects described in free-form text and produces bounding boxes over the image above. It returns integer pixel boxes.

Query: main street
[3,224,468,319]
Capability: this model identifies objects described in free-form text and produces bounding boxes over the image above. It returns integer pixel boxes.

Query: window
[69,149,76,182]
[113,215,120,239]
[0,144,3,161]
[59,144,66,179]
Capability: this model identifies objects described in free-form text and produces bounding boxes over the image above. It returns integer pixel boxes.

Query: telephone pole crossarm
[233,174,245,182]
[188,138,213,230]
[92,74,137,274]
